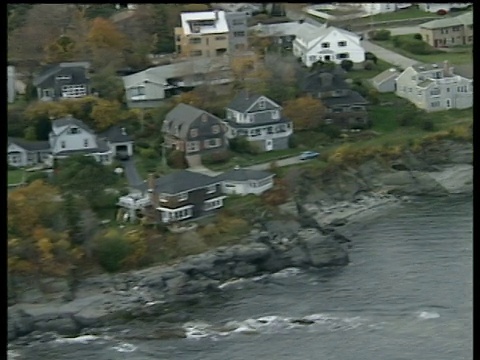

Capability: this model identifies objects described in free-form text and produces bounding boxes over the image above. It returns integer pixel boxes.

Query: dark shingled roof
[8,137,50,151]
[100,125,133,143]
[135,170,220,195]
[301,69,350,93]
[226,90,263,112]
[216,168,273,182]
[33,61,90,88]
[321,90,368,107]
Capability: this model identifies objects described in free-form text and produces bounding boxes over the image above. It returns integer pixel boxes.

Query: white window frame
[186,141,199,152]
[56,75,72,81]
[204,197,224,211]
[177,192,188,202]
[258,100,266,109]
[272,110,279,119]
[336,53,349,60]
[190,128,198,138]
[43,89,54,97]
[321,42,330,48]
[61,141,66,149]
[212,125,220,134]
[131,86,146,100]
[338,41,347,47]
[159,193,170,203]
[61,84,87,98]
[204,138,221,149]
[206,184,216,194]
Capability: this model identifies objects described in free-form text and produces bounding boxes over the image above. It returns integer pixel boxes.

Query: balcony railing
[117,195,151,209]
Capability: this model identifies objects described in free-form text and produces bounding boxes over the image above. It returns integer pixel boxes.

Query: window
[205,138,221,148]
[431,101,441,108]
[267,126,273,134]
[204,197,224,211]
[233,31,245,37]
[336,53,349,59]
[43,89,53,98]
[215,36,226,41]
[417,90,423,96]
[190,128,198,137]
[206,184,216,194]
[190,50,203,57]
[55,75,71,81]
[189,37,201,44]
[61,84,87,98]
[176,35,181,42]
[232,19,244,25]
[173,208,192,220]
[258,100,266,109]
[186,141,199,152]
[272,110,279,119]
[338,41,347,47]
[131,86,145,98]
[249,113,255,122]
[61,141,66,149]
[84,139,89,147]
[212,125,220,134]
[159,193,169,203]
[177,192,188,202]
[430,88,441,96]
[446,87,450,92]
[321,42,330,48]
[249,181,257,188]
[69,127,79,134]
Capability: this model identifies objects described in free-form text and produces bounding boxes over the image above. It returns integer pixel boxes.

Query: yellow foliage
[283,95,326,130]
[123,229,148,268]
[87,17,128,50]
[25,101,69,122]
[91,99,125,131]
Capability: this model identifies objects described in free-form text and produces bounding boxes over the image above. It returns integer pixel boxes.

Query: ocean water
[10,195,473,360]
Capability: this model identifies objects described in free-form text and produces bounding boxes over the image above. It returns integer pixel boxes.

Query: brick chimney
[147,173,158,208]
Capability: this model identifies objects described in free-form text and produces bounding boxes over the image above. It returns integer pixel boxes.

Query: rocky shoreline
[8,140,473,343]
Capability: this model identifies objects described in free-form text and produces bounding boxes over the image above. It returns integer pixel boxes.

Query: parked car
[115,152,130,161]
[299,151,320,160]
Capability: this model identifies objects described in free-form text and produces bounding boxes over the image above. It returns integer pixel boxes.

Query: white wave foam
[112,343,137,353]
[271,267,302,279]
[7,350,21,360]
[54,335,100,344]
[218,278,247,290]
[417,311,440,320]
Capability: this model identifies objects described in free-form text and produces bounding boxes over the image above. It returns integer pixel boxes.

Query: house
[417,3,472,13]
[49,115,113,164]
[358,3,412,16]
[122,57,232,108]
[216,167,274,195]
[32,62,91,101]
[419,11,473,48]
[211,3,262,17]
[395,61,473,112]
[292,25,365,67]
[175,10,230,59]
[301,68,369,128]
[99,125,134,159]
[225,12,249,53]
[250,20,323,49]
[8,138,51,168]
[223,90,293,152]
[131,171,226,224]
[162,103,228,157]
[370,68,401,93]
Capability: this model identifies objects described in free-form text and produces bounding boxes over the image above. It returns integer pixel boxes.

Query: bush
[167,150,188,169]
[363,61,375,70]
[421,120,435,132]
[26,171,49,184]
[288,134,298,148]
[202,151,232,165]
[137,147,158,159]
[93,230,132,272]
[367,89,380,105]
[229,136,259,154]
[369,29,391,41]
[340,59,354,72]
[365,52,377,64]
[320,124,342,139]
[135,141,151,149]
[413,33,423,40]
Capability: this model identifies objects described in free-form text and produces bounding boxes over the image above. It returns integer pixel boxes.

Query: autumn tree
[91,98,126,131]
[91,66,125,101]
[44,35,77,64]
[283,95,327,131]
[231,53,272,93]
[261,178,289,206]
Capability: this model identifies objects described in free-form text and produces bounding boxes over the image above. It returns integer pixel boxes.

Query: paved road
[385,26,421,36]
[121,158,144,187]
[361,39,418,69]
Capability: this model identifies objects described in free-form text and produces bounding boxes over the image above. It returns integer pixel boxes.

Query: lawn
[373,35,473,65]
[369,7,440,22]
[8,169,24,185]
[346,59,394,82]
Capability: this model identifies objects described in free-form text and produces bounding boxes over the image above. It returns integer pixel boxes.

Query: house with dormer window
[223,90,293,152]
[395,60,472,112]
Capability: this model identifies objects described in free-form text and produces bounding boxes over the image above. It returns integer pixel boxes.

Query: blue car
[299,151,320,160]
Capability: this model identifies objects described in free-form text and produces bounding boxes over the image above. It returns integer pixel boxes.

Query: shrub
[138,147,158,159]
[365,52,378,64]
[320,124,342,139]
[167,150,188,169]
[288,134,298,148]
[369,29,391,41]
[26,171,49,184]
[413,33,423,40]
[202,151,232,165]
[367,89,380,105]
[229,136,259,154]
[363,61,375,70]
[340,59,354,72]
[93,230,132,272]
[421,120,435,132]
[135,141,151,149]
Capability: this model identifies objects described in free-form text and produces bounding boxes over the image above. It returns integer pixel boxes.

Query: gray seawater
[10,195,472,360]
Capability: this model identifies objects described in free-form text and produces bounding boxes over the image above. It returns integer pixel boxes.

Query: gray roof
[227,90,263,112]
[420,11,473,29]
[54,138,110,156]
[371,68,400,85]
[33,61,90,87]
[250,21,321,38]
[136,170,219,195]
[52,116,94,134]
[452,64,473,79]
[417,79,435,88]
[216,168,273,182]
[302,69,350,93]
[224,116,291,128]
[163,103,222,139]
[412,63,445,72]
[322,91,368,107]
[8,137,50,151]
[100,126,133,143]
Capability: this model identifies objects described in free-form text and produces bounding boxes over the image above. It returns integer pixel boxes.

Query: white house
[292,25,365,67]
[395,61,473,112]
[216,167,274,196]
[359,3,412,15]
[8,138,51,168]
[418,3,472,13]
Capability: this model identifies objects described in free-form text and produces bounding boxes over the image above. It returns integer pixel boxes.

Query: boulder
[298,229,349,267]
[232,263,259,278]
[34,315,79,336]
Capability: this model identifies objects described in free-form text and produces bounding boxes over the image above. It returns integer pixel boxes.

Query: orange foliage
[261,178,290,206]
[283,95,326,131]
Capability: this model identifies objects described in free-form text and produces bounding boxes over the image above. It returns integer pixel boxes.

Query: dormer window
[202,114,208,122]
[212,125,220,134]
[69,127,79,134]
[206,184,216,194]
[258,100,266,109]
[56,75,72,81]
[190,128,198,138]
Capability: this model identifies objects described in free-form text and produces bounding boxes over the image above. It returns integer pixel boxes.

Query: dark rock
[232,263,259,278]
[282,245,310,267]
[290,318,315,325]
[330,218,347,227]
[299,229,349,267]
[34,315,79,336]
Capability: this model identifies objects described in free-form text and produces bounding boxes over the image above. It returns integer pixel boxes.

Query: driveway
[246,155,306,171]
[121,158,144,187]
[361,39,418,69]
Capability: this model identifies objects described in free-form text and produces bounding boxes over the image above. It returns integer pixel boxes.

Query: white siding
[51,127,98,154]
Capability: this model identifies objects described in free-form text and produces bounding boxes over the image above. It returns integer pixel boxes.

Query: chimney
[443,60,450,76]
[147,173,158,208]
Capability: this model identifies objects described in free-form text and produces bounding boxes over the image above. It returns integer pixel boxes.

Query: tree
[182,4,210,12]
[44,35,77,64]
[93,228,132,272]
[340,59,354,72]
[91,99,126,131]
[87,17,128,68]
[283,95,326,130]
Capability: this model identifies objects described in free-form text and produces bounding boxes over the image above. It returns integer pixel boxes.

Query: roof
[227,90,263,112]
[412,63,445,72]
[33,61,90,87]
[371,68,400,85]
[321,91,368,107]
[250,21,321,38]
[216,168,273,182]
[163,103,221,139]
[52,115,94,134]
[122,57,230,90]
[417,79,435,88]
[99,126,133,143]
[296,25,360,50]
[136,170,219,194]
[420,11,473,29]
[452,63,473,79]
[181,10,229,35]
[301,69,350,93]
[8,137,50,152]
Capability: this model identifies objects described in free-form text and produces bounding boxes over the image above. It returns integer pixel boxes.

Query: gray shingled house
[162,103,228,158]
[99,125,134,159]
[223,90,293,152]
[370,68,401,93]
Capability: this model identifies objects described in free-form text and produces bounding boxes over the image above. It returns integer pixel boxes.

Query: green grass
[346,59,394,81]
[8,169,24,185]
[368,7,440,22]
[373,35,473,65]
